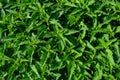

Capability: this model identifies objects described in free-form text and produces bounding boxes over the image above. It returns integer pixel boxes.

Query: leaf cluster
[0,0,120,80]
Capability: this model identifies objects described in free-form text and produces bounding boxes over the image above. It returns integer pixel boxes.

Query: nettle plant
[0,0,120,80]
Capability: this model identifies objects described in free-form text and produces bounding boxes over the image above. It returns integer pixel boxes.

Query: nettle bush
[0,0,120,80]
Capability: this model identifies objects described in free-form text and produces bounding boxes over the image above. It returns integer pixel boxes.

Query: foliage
[0,0,120,80]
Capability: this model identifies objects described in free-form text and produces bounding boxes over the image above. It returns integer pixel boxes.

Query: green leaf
[64,1,77,7]
[30,65,40,78]
[116,26,120,33]
[40,50,50,67]
[93,63,102,80]
[7,59,19,80]
[26,21,34,33]
[106,49,115,71]
[64,29,79,35]
[59,40,65,51]
[67,61,76,80]
[86,41,95,51]
[88,0,95,6]
[71,49,82,59]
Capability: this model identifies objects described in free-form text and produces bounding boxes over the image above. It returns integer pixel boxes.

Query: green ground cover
[0,0,120,80]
